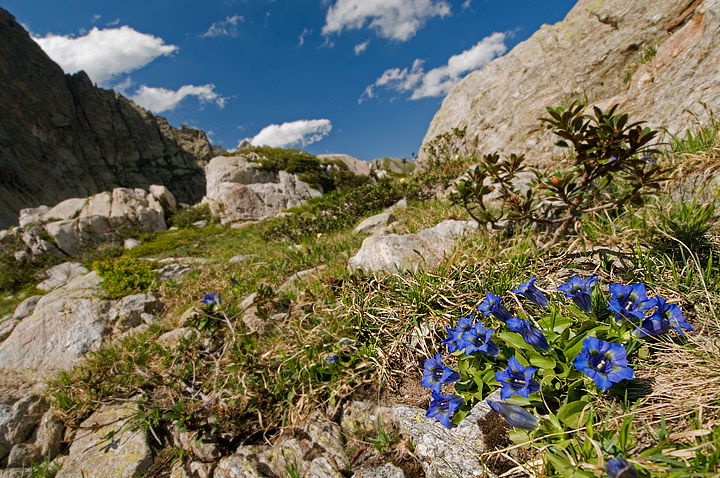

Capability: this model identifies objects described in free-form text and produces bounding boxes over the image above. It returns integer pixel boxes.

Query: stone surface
[0,316,19,343]
[34,409,65,459]
[149,184,177,212]
[0,394,48,461]
[123,238,141,250]
[369,158,416,175]
[213,454,263,478]
[173,429,222,462]
[0,8,212,229]
[256,411,346,477]
[419,0,720,169]
[354,463,405,478]
[7,443,41,468]
[354,211,396,235]
[108,293,163,332]
[340,401,394,436]
[55,402,153,478]
[394,391,500,478]
[36,262,89,291]
[279,265,328,292]
[317,153,372,176]
[348,220,478,274]
[0,271,113,372]
[203,155,323,224]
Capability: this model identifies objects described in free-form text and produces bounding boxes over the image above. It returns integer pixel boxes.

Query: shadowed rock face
[0,7,214,228]
[419,0,720,168]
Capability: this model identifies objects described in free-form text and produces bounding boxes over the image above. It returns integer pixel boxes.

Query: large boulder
[348,220,478,274]
[203,155,323,223]
[419,0,720,168]
[0,271,112,373]
[317,154,372,176]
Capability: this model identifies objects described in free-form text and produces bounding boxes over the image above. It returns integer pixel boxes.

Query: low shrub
[93,256,157,299]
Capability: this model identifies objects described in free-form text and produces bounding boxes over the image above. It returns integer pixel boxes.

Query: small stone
[355,463,405,478]
[123,238,141,250]
[214,454,264,478]
[36,262,89,291]
[229,254,253,263]
[7,444,41,468]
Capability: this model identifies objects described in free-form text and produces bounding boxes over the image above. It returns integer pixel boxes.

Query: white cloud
[298,27,311,46]
[361,32,506,102]
[462,0,471,9]
[129,84,227,113]
[106,19,120,26]
[34,26,177,84]
[202,14,244,38]
[322,0,451,41]
[91,14,101,23]
[354,40,370,55]
[246,119,332,148]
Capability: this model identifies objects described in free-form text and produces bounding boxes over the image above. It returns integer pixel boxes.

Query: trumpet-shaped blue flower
[201,292,221,308]
[426,391,464,428]
[495,356,540,399]
[511,276,549,307]
[608,283,656,323]
[506,317,551,352]
[325,354,339,365]
[421,353,460,393]
[638,296,693,337]
[477,292,512,322]
[462,321,499,357]
[558,274,597,313]
[441,316,474,353]
[486,400,539,430]
[605,457,637,478]
[573,337,633,390]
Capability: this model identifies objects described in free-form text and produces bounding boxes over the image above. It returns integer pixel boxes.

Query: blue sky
[5,0,576,161]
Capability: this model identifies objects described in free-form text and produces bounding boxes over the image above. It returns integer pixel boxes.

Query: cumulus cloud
[34,26,177,84]
[354,40,370,55]
[129,84,227,113]
[202,14,244,38]
[298,27,311,46]
[246,119,332,148]
[322,0,451,41]
[361,32,506,102]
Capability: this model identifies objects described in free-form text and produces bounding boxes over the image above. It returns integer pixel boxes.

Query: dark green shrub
[168,204,213,228]
[93,257,157,299]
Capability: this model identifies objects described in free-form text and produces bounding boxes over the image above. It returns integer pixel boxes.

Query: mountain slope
[419,0,720,167]
[0,7,214,228]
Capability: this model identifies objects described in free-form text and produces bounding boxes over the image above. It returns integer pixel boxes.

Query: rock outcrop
[203,155,323,224]
[348,220,478,274]
[0,186,171,261]
[0,7,214,228]
[419,0,720,168]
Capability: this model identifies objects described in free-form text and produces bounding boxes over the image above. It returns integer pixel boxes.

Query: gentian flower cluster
[421,273,691,434]
[201,292,221,309]
[606,457,638,478]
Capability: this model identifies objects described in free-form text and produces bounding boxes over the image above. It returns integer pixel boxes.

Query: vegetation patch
[93,256,157,299]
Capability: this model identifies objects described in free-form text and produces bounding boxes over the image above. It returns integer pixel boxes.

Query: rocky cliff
[0,7,214,228]
[419,0,720,167]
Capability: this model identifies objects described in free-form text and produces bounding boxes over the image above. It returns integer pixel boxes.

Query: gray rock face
[0,394,48,461]
[355,463,405,478]
[55,402,153,478]
[317,153,372,176]
[354,211,396,235]
[348,220,478,274]
[0,8,212,229]
[108,293,163,333]
[394,393,500,478]
[213,454,263,478]
[419,0,720,168]
[5,186,169,261]
[0,271,112,372]
[203,155,323,224]
[36,262,89,291]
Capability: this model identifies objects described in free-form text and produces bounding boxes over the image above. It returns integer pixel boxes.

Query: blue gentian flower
[477,292,512,322]
[486,400,539,430]
[605,457,637,478]
[421,353,460,394]
[201,292,221,308]
[462,321,499,357]
[426,391,464,428]
[325,354,339,365]
[495,356,540,399]
[607,283,657,323]
[638,296,693,337]
[506,317,551,352]
[511,276,548,307]
[558,274,597,313]
[441,316,474,353]
[572,337,634,390]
